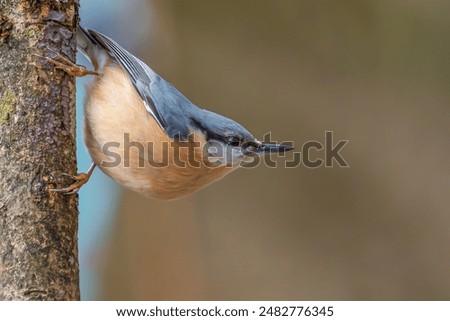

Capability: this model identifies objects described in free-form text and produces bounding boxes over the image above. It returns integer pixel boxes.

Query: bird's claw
[50,172,90,195]
[35,51,99,77]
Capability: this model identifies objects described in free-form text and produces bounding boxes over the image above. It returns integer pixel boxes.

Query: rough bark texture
[0,0,79,300]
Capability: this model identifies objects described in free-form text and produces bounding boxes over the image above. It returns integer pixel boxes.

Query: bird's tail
[76,27,109,71]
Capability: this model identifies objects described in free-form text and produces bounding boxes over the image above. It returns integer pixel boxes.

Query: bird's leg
[50,163,97,195]
[36,52,99,77]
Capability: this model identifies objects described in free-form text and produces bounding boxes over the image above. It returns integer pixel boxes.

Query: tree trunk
[0,0,79,300]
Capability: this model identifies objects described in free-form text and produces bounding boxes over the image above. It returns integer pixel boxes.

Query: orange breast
[83,63,235,200]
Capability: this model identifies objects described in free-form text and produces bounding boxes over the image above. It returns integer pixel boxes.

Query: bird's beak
[243,143,294,155]
[257,143,294,154]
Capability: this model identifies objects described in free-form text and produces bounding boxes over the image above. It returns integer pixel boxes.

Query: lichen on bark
[0,89,17,124]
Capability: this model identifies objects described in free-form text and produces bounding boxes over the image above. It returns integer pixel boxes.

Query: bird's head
[191,110,293,168]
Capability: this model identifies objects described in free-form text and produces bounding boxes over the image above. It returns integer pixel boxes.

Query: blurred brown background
[88,0,450,300]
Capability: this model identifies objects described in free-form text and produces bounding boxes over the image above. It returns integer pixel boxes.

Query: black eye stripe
[228,136,242,146]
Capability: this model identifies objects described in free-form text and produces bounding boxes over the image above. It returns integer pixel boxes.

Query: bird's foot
[50,164,96,195]
[35,52,99,77]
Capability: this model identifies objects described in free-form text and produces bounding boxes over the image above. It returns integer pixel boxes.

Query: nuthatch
[48,27,292,200]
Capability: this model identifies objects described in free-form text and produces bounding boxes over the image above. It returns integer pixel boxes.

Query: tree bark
[0,0,79,300]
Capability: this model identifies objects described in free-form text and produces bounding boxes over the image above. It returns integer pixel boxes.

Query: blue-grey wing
[84,28,167,129]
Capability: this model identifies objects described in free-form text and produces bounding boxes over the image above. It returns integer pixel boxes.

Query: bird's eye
[228,136,241,147]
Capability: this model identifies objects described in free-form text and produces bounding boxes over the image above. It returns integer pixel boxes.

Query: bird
[45,27,293,200]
